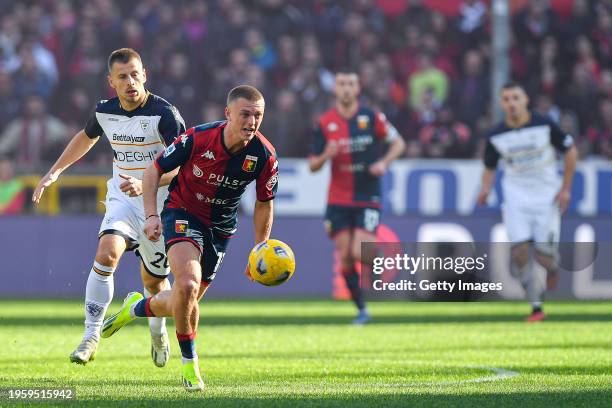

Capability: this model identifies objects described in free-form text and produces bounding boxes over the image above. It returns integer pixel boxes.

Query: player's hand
[244,263,254,281]
[323,141,338,159]
[555,187,571,213]
[369,160,387,177]
[32,171,59,204]
[476,188,490,206]
[119,173,143,197]
[144,216,162,242]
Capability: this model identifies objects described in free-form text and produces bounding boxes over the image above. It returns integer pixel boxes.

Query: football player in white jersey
[477,82,577,322]
[32,48,186,364]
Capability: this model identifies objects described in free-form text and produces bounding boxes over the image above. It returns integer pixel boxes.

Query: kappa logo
[196,192,205,201]
[202,150,215,160]
[180,134,189,147]
[272,159,278,170]
[193,164,203,177]
[242,155,258,172]
[175,220,188,233]
[327,122,338,132]
[140,120,150,131]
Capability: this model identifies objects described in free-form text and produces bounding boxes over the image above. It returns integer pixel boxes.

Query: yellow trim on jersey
[114,163,148,171]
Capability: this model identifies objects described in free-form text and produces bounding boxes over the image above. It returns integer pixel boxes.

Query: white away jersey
[84,92,186,207]
[484,112,573,207]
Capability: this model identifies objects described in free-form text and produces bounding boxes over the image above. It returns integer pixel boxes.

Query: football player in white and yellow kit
[478,82,577,322]
[32,48,185,365]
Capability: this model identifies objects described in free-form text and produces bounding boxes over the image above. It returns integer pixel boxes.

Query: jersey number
[364,209,379,232]
[213,252,226,273]
[151,251,169,269]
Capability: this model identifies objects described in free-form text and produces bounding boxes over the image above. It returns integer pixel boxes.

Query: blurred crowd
[0,0,611,174]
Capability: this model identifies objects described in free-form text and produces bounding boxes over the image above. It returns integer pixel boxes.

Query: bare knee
[511,244,530,268]
[95,248,122,268]
[175,276,199,302]
[535,252,557,272]
[95,235,127,268]
[144,276,168,295]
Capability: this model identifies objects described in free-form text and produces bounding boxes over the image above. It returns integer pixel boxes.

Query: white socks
[144,287,167,336]
[84,262,115,341]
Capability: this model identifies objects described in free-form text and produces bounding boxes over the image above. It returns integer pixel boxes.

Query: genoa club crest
[242,155,258,172]
[175,220,188,233]
[357,115,370,130]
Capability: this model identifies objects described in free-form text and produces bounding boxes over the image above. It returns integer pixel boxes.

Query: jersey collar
[119,90,150,112]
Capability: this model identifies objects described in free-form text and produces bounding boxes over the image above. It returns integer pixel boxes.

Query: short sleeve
[158,105,187,146]
[255,155,278,202]
[154,128,194,173]
[483,138,500,169]
[374,111,400,142]
[84,107,103,139]
[548,121,574,153]
[309,125,326,156]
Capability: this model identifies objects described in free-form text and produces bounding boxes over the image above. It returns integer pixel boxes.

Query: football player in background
[32,48,185,365]
[477,82,577,322]
[309,70,405,324]
[101,85,278,391]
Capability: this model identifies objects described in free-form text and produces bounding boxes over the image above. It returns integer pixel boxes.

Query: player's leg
[135,234,173,368]
[326,206,362,321]
[503,205,544,320]
[145,281,210,317]
[70,233,128,364]
[165,241,205,391]
[534,205,561,291]
[140,265,171,367]
[349,208,380,324]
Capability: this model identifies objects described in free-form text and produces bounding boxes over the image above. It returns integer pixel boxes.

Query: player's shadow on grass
[1,312,612,327]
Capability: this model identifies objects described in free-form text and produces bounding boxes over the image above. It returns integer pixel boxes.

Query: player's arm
[254,199,274,244]
[246,154,279,280]
[32,129,99,204]
[308,125,336,172]
[143,131,194,241]
[556,145,577,212]
[550,123,577,213]
[158,104,186,188]
[121,105,187,197]
[477,138,500,206]
[369,118,405,177]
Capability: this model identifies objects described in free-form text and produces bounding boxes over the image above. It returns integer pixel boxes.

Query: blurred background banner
[243,158,612,216]
[2,213,612,299]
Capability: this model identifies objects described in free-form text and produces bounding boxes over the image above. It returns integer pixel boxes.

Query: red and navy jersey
[155,121,278,236]
[310,106,393,208]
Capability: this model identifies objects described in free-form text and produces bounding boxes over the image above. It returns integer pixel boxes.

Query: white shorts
[502,204,560,256]
[99,195,170,278]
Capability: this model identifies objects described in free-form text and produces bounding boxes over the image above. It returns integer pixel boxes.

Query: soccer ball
[248,239,296,286]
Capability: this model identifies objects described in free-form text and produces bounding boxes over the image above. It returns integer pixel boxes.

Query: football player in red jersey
[310,71,405,324]
[102,85,278,391]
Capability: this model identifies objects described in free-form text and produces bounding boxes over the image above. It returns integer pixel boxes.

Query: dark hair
[108,48,142,72]
[335,68,358,76]
[501,81,524,91]
[226,85,264,105]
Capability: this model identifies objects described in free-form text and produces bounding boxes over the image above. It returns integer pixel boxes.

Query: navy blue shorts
[161,207,229,284]
[324,205,380,237]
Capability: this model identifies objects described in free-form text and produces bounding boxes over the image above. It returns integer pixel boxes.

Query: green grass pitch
[0,299,611,407]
